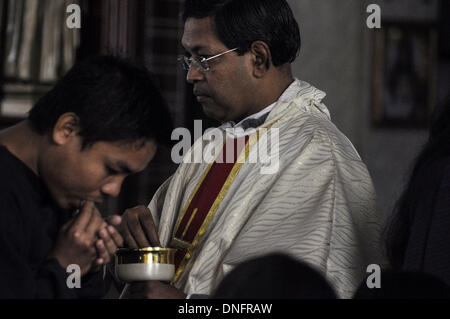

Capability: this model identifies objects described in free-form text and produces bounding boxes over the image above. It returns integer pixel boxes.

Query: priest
[121,0,385,299]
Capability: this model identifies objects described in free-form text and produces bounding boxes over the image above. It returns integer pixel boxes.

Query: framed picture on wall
[372,21,438,128]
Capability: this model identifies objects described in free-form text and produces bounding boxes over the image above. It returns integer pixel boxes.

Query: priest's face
[182,17,256,123]
[39,131,156,211]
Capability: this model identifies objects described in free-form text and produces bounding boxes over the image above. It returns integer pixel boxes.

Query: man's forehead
[103,140,156,171]
[92,139,155,157]
[92,139,151,151]
[182,17,221,52]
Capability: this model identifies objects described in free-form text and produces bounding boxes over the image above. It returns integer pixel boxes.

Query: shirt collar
[220,79,299,132]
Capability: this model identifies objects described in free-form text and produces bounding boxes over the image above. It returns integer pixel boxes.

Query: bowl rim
[116,247,177,254]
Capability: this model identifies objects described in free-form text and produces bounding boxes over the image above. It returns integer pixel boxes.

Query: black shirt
[0,145,105,298]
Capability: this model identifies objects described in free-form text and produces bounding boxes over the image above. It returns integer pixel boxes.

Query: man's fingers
[107,215,122,226]
[61,216,75,232]
[126,215,151,247]
[98,229,114,254]
[139,209,161,247]
[95,239,109,264]
[85,207,104,236]
[107,225,124,248]
[105,215,124,247]
[120,206,160,248]
[71,201,95,230]
[121,222,139,249]
[98,227,122,255]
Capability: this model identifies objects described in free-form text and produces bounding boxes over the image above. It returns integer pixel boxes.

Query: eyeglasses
[178,48,238,72]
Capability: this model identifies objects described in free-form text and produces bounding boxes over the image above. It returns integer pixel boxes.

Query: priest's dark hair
[182,0,301,67]
[28,55,173,149]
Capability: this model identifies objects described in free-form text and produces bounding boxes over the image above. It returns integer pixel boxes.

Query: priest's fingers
[125,208,151,247]
[121,222,139,249]
[138,207,161,247]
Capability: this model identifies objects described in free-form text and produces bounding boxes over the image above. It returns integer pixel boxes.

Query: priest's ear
[250,41,272,78]
[51,112,80,146]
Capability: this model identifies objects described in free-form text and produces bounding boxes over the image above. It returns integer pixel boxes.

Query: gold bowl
[115,247,176,282]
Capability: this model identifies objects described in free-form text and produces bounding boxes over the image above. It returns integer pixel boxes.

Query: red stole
[170,136,249,283]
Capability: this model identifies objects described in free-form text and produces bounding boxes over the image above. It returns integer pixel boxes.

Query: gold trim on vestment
[171,237,193,250]
[172,140,225,235]
[171,131,265,284]
[167,94,325,285]
[181,208,198,238]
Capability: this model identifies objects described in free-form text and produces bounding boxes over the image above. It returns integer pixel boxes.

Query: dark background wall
[288,0,449,220]
[0,0,448,222]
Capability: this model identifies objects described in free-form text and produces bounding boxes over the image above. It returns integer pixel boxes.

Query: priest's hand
[120,205,161,248]
[128,281,186,299]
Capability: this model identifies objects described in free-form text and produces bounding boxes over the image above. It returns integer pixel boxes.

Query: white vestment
[148,79,384,298]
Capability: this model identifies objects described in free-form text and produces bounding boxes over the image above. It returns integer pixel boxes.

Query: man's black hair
[182,0,301,67]
[28,55,173,149]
